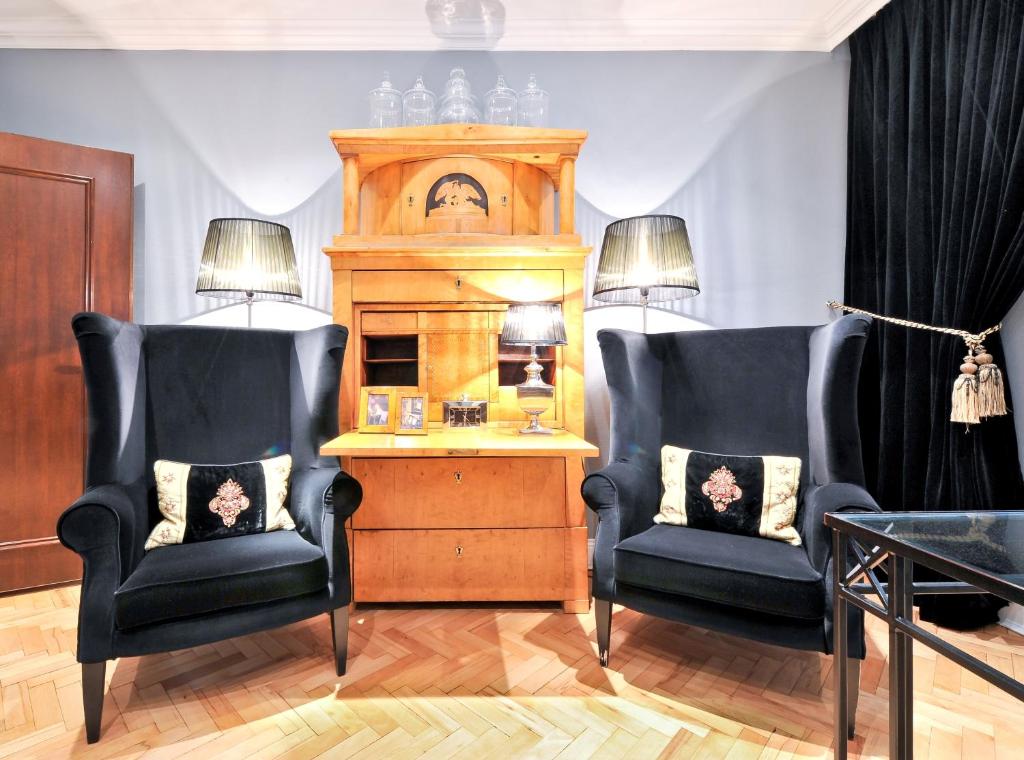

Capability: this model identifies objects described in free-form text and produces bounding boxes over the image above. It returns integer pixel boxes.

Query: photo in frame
[396,392,429,435]
[358,387,398,433]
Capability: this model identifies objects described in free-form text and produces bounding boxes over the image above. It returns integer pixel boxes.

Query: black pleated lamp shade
[500,303,568,346]
[196,218,302,299]
[592,215,699,304]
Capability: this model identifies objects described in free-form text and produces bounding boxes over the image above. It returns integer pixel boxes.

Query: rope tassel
[975,348,1008,418]
[951,354,981,425]
[826,301,1008,425]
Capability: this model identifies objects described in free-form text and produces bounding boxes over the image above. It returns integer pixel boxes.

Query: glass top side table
[826,511,1024,760]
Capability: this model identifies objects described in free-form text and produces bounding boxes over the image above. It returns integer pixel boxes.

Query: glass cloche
[517,74,550,128]
[368,72,402,128]
[437,67,481,124]
[484,74,517,126]
[403,76,436,126]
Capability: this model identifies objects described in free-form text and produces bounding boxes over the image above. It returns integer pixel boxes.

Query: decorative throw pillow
[655,446,802,546]
[145,454,295,550]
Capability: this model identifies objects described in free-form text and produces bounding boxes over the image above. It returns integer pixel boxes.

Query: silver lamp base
[516,345,555,435]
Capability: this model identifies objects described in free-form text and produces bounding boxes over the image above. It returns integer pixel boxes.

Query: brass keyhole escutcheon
[500,194,508,206]
[454,470,463,484]
[407,194,415,206]
[455,276,462,289]
[455,545,464,557]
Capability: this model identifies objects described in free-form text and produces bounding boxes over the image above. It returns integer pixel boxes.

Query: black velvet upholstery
[615,526,825,619]
[584,315,881,658]
[115,531,328,630]
[58,313,360,665]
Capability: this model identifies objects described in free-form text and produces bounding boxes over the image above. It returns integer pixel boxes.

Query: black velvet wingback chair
[57,313,362,743]
[582,314,880,738]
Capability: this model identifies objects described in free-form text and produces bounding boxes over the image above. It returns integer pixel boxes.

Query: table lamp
[592,214,699,332]
[195,218,302,327]
[500,303,567,435]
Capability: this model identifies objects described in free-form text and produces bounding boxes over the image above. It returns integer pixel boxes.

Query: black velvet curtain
[846,0,1024,627]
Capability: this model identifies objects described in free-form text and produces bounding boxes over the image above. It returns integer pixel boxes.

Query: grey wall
[0,48,850,327]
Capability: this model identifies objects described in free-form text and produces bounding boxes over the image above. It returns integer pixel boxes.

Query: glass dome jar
[438,67,481,124]
[517,74,550,128]
[403,76,436,126]
[484,74,517,125]
[368,72,402,128]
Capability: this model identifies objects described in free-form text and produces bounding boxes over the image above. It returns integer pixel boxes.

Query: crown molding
[0,3,891,52]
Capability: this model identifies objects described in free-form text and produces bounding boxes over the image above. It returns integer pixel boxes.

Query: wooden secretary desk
[321,125,599,613]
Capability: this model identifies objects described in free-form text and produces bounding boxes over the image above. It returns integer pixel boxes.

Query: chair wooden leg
[847,656,861,739]
[595,598,612,667]
[330,607,349,677]
[82,661,106,744]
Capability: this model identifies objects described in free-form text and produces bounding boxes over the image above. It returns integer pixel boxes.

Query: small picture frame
[396,392,429,435]
[358,387,397,433]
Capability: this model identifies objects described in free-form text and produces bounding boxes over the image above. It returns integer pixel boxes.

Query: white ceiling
[1,0,889,52]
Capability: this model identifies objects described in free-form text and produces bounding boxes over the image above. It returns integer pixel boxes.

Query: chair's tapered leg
[82,661,106,744]
[595,598,612,667]
[330,607,349,677]
[847,656,861,739]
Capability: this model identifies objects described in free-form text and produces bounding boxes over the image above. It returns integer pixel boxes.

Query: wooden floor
[0,586,1022,758]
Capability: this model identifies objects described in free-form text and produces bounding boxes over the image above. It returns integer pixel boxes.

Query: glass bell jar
[438,67,481,124]
[484,74,517,125]
[368,72,402,128]
[403,76,436,126]
[517,74,550,127]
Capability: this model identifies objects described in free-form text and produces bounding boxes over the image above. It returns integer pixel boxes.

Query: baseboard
[587,538,595,570]
[998,602,1024,636]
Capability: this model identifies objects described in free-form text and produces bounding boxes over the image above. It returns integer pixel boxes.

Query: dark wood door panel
[0,132,132,592]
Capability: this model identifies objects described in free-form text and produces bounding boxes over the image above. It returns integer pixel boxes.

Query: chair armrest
[802,482,881,574]
[582,460,659,540]
[582,460,660,600]
[57,483,141,662]
[58,483,139,581]
[289,467,362,545]
[290,467,362,607]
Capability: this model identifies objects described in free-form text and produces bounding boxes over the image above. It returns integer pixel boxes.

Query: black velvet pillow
[146,455,294,550]
[655,446,802,546]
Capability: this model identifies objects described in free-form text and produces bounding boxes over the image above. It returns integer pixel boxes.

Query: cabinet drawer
[353,528,566,602]
[351,270,563,303]
[352,457,565,529]
[361,312,418,332]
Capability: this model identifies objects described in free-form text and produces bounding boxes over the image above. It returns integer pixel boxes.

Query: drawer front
[352,457,565,529]
[353,528,566,602]
[361,311,418,332]
[351,270,563,303]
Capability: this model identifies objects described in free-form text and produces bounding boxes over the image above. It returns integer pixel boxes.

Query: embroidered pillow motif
[655,446,802,546]
[145,455,295,550]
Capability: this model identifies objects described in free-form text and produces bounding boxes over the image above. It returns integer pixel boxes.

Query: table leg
[889,554,914,759]
[833,528,849,760]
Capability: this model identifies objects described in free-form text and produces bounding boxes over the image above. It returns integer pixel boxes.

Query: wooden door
[420,327,491,422]
[0,133,133,592]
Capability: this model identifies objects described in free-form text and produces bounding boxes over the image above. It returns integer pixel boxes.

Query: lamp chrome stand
[245,291,254,328]
[516,344,555,435]
[639,286,649,334]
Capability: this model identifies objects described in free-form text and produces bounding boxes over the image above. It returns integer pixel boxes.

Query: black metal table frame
[828,514,1024,760]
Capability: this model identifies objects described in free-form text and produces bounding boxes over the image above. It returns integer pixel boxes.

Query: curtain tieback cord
[827,301,1007,425]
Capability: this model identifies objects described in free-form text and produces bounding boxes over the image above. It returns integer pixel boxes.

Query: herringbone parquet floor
[1,585,1022,759]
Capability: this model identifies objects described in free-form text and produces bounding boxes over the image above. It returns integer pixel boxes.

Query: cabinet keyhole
[407,194,415,206]
[454,470,463,484]
[455,276,462,289]
[455,545,464,557]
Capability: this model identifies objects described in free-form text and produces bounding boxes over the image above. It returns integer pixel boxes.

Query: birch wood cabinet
[322,125,597,612]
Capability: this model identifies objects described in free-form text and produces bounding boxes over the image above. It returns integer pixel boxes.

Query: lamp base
[515,345,555,435]
[520,414,554,435]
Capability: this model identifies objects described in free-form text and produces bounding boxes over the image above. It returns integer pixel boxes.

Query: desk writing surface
[320,428,599,458]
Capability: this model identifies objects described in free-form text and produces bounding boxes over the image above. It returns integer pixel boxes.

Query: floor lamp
[591,215,700,332]
[195,218,302,327]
